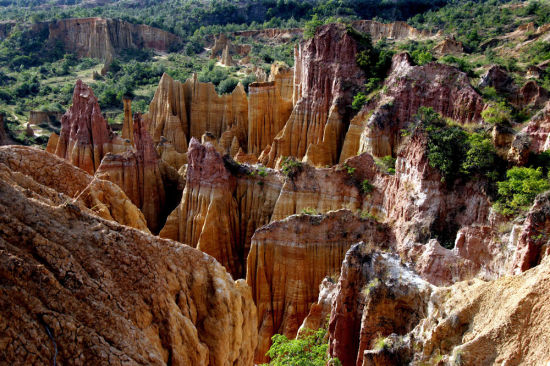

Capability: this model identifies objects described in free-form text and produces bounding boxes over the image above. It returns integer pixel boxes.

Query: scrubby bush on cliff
[494,167,550,216]
[482,101,512,125]
[351,29,393,81]
[265,327,340,366]
[217,77,239,94]
[410,106,498,183]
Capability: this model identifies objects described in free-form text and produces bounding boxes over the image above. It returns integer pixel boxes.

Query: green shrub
[343,163,356,176]
[281,156,302,178]
[217,77,239,94]
[481,101,512,125]
[352,92,367,110]
[462,133,496,175]
[301,207,318,215]
[304,14,324,39]
[494,167,550,216]
[411,50,433,65]
[265,327,340,366]
[361,179,374,194]
[411,107,498,183]
[376,155,396,175]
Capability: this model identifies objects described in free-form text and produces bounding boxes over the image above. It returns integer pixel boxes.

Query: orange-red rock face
[328,243,432,366]
[341,52,485,160]
[247,63,294,157]
[160,138,281,279]
[261,23,366,168]
[0,151,257,365]
[96,114,167,233]
[144,73,189,158]
[510,100,550,164]
[50,80,127,174]
[512,191,550,273]
[143,73,248,167]
[246,210,393,363]
[0,145,149,232]
[48,17,181,60]
[247,81,291,155]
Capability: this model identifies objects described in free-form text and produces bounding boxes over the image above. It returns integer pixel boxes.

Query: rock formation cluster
[3,19,550,366]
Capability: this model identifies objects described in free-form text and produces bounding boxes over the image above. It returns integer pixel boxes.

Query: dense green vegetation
[410,0,550,52]
[264,327,340,366]
[494,167,550,216]
[408,107,499,183]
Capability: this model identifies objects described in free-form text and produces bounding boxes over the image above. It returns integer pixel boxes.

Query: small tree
[265,327,340,366]
[494,167,550,216]
[481,101,512,125]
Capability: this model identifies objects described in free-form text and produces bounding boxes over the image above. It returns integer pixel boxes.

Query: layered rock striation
[96,113,167,234]
[261,23,366,168]
[247,210,393,363]
[0,153,257,365]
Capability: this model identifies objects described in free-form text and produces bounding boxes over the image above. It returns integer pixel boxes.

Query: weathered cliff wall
[341,52,485,160]
[247,211,393,363]
[261,23,366,168]
[96,113,167,233]
[48,17,181,60]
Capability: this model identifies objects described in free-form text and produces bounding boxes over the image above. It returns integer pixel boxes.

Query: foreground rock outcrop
[0,145,257,365]
[407,256,550,365]
[247,211,393,363]
[0,145,149,232]
[328,243,432,366]
[49,80,127,174]
[48,17,181,61]
[318,242,550,366]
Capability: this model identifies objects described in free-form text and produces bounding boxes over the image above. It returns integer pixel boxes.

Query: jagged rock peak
[50,80,127,174]
[96,112,167,234]
[187,137,233,186]
[262,22,365,167]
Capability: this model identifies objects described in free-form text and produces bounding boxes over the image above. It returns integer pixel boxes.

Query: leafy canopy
[494,167,550,216]
[264,327,340,366]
